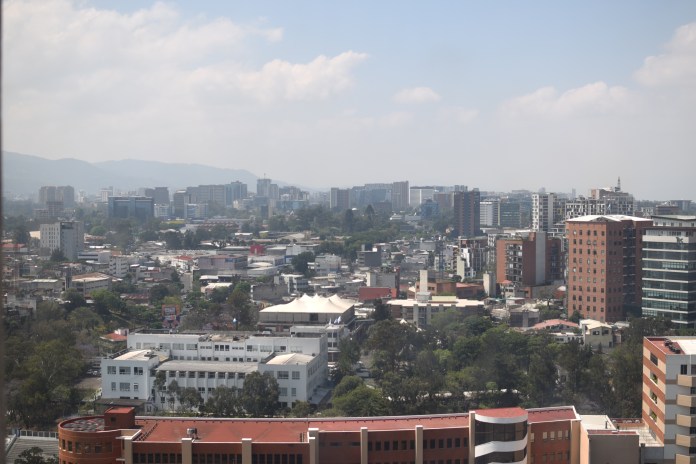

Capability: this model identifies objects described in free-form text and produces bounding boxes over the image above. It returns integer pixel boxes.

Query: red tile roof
[473,407,526,419]
[527,407,579,423]
[101,333,128,342]
[358,287,396,302]
[135,414,472,443]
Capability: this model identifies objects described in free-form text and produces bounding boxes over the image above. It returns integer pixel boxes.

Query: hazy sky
[5,1,696,200]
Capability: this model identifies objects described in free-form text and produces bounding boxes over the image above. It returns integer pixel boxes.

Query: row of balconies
[675,375,696,464]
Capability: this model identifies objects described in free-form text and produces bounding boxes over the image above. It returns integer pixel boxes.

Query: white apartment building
[101,350,161,401]
[260,353,325,406]
[39,221,84,260]
[312,254,342,275]
[532,193,555,232]
[101,331,329,411]
[480,198,500,227]
[109,255,136,278]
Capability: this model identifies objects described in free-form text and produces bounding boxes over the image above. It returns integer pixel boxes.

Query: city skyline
[4,1,696,199]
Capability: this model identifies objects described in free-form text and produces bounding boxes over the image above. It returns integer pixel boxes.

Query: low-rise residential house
[580,319,614,350]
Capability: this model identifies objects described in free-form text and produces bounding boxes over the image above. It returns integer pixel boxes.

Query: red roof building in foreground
[57,404,641,464]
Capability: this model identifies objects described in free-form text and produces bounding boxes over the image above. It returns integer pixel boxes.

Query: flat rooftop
[128,407,580,443]
[115,350,156,362]
[646,336,696,356]
[134,414,473,443]
[155,361,258,374]
[265,353,315,365]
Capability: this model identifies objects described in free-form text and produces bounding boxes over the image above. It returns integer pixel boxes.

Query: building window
[292,371,300,380]
[277,371,289,380]
[650,354,658,366]
[134,367,143,375]
[119,382,130,391]
[681,365,688,375]
[119,367,131,375]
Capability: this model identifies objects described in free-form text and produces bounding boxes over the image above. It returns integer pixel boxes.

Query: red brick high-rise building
[495,231,563,298]
[566,215,652,323]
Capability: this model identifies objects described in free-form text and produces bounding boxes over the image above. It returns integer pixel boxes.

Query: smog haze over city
[4,0,696,200]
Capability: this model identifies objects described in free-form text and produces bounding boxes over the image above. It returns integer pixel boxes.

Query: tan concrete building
[643,336,696,463]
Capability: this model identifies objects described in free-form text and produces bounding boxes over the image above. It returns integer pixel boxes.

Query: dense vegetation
[327,312,674,419]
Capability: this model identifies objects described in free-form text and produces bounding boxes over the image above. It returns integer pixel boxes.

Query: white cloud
[237,52,369,102]
[438,107,478,125]
[3,0,369,163]
[393,87,441,104]
[501,82,631,118]
[635,22,696,88]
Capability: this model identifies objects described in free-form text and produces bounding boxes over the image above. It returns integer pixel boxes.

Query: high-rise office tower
[453,188,481,237]
[330,188,350,212]
[391,181,409,211]
[642,215,696,328]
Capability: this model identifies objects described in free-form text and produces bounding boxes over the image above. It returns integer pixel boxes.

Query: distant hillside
[2,151,261,196]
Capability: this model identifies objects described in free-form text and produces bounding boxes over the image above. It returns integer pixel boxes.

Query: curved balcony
[474,436,528,457]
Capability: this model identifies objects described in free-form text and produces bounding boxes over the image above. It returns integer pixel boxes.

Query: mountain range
[2,151,269,197]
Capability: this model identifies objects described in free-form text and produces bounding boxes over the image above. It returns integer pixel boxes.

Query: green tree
[228,282,255,328]
[609,344,643,417]
[288,401,312,418]
[167,380,181,409]
[240,372,280,417]
[179,387,204,412]
[586,354,613,412]
[291,252,315,277]
[150,284,173,306]
[332,385,389,417]
[14,447,59,464]
[373,299,391,322]
[49,248,66,262]
[164,231,183,250]
[342,209,355,233]
[12,224,31,245]
[335,338,361,381]
[153,371,168,407]
[92,289,126,318]
[63,288,87,312]
[333,375,364,398]
[525,350,558,407]
[67,307,104,331]
[205,386,241,417]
